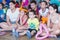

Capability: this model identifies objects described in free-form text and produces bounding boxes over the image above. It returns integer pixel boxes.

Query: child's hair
[40,1,47,5]
[49,4,58,13]
[29,10,36,15]
[31,1,37,5]
[27,10,36,18]
[9,1,16,4]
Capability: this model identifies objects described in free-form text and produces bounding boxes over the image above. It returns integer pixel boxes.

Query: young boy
[29,1,39,19]
[27,10,39,37]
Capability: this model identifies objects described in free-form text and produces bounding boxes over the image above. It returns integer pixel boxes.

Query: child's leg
[0,22,18,31]
[16,25,28,36]
[19,30,28,36]
[0,22,12,31]
[51,30,60,36]
[31,30,37,36]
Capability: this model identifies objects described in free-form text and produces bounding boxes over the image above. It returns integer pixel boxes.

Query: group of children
[0,0,60,40]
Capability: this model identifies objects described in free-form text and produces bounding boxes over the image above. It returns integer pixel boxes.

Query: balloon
[41,17,48,24]
[35,24,49,40]
[22,0,29,6]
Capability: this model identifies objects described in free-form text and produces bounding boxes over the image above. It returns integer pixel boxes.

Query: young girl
[39,1,49,26]
[27,10,39,37]
[35,1,49,40]
[0,1,20,31]
[48,4,60,37]
[16,8,28,36]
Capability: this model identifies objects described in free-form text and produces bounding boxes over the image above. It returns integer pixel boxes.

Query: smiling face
[29,12,35,19]
[40,2,47,9]
[30,3,36,9]
[20,10,25,16]
[9,2,15,9]
[49,6,56,14]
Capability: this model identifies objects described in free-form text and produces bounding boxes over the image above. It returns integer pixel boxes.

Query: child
[0,3,6,35]
[0,3,5,22]
[29,1,39,19]
[27,10,39,37]
[39,1,49,24]
[16,8,28,36]
[2,0,8,14]
[0,1,20,32]
[48,4,60,37]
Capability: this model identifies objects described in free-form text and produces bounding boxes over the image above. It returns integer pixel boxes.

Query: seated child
[27,10,39,37]
[16,7,28,36]
[39,1,49,24]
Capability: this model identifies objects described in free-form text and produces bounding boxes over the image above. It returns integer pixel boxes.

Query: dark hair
[9,1,16,4]
[49,4,58,13]
[29,10,36,15]
[27,10,36,18]
[31,1,37,4]
[40,1,47,5]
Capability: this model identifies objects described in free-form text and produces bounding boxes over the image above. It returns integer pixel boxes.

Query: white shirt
[7,8,20,22]
[50,13,60,24]
[39,8,49,17]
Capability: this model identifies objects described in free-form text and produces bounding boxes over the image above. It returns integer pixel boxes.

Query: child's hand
[1,14,4,19]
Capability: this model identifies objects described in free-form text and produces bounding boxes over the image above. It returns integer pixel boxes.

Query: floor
[0,32,59,40]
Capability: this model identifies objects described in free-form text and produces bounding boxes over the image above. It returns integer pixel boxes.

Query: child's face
[30,3,36,9]
[20,10,25,15]
[40,2,46,9]
[9,2,15,9]
[0,4,2,9]
[49,6,56,14]
[29,12,35,18]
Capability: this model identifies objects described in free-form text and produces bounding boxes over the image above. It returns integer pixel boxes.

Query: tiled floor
[0,32,59,40]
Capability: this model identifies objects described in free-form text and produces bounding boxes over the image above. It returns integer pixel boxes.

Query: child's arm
[16,14,20,27]
[22,15,28,25]
[47,15,50,28]
[7,16,12,26]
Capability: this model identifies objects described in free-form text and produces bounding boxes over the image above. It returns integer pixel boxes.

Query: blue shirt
[0,9,4,16]
[0,9,6,22]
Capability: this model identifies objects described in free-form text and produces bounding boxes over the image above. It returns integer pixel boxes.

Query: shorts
[28,28,37,36]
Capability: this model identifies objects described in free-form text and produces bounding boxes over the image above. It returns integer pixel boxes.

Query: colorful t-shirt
[27,18,39,30]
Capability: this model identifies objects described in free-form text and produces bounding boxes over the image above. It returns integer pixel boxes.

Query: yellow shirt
[27,18,39,30]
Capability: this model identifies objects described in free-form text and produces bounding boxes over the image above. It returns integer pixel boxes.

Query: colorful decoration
[35,24,49,40]
[22,0,29,7]
[30,23,35,29]
[41,17,48,24]
[19,0,28,13]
